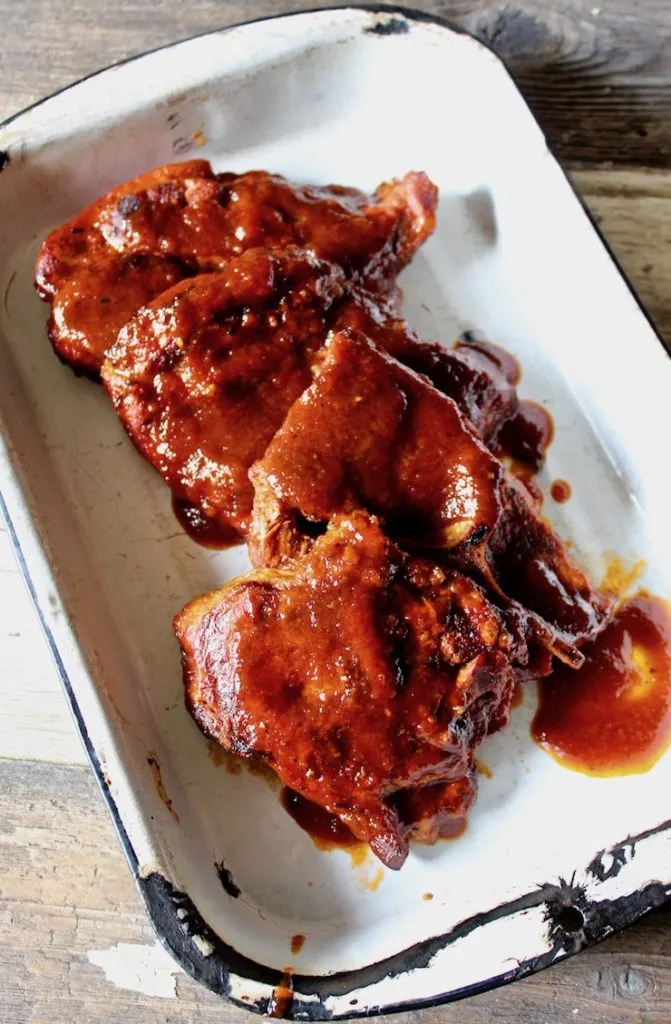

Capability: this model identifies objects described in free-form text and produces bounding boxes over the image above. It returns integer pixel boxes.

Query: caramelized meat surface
[102,250,522,542]
[393,774,476,844]
[477,475,612,669]
[102,248,345,539]
[250,330,610,668]
[36,159,615,869]
[175,512,516,867]
[35,161,438,375]
[332,291,519,443]
[34,160,214,300]
[48,253,186,378]
[249,329,503,562]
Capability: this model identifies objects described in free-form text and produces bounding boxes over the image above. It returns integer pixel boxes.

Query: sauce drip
[496,400,554,471]
[172,497,242,549]
[550,479,571,504]
[532,593,671,775]
[268,970,294,1018]
[290,934,306,955]
[282,787,360,850]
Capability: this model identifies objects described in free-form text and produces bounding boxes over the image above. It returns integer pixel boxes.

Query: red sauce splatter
[532,593,671,775]
[290,934,306,955]
[172,496,242,549]
[550,479,572,503]
[496,400,554,471]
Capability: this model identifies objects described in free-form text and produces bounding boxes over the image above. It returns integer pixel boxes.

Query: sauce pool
[550,479,571,504]
[496,400,554,471]
[532,592,671,775]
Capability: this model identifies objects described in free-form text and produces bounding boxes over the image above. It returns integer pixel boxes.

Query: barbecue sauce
[458,335,522,386]
[281,787,361,851]
[532,593,671,775]
[172,497,242,549]
[496,400,554,472]
[550,479,571,504]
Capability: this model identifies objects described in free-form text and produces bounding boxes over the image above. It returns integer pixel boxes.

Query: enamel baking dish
[1,6,671,1017]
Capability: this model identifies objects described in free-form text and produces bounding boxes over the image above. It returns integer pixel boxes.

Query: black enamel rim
[1,5,670,1018]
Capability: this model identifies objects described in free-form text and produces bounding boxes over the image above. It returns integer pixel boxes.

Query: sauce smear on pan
[532,593,671,775]
[550,479,571,503]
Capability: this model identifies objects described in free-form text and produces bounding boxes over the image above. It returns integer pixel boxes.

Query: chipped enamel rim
[1,5,670,1019]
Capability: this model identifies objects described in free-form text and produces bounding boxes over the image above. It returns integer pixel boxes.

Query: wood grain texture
[2,759,671,1024]
[1,1,671,166]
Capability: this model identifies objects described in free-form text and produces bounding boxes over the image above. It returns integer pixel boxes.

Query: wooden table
[2,3,671,1021]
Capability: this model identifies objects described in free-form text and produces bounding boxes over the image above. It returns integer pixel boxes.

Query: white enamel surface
[1,7,671,1014]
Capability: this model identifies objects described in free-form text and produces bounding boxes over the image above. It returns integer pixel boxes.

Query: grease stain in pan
[147,753,180,823]
[290,934,307,955]
[356,864,385,893]
[601,553,646,598]
[207,739,243,774]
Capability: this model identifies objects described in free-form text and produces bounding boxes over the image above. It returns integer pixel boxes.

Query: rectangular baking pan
[1,6,671,1017]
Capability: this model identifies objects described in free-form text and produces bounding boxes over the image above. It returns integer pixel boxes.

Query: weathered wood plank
[0,527,87,765]
[574,168,671,344]
[1,1,670,166]
[2,759,671,1023]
